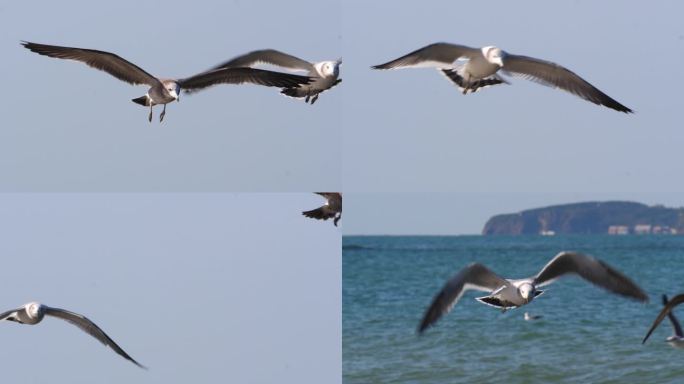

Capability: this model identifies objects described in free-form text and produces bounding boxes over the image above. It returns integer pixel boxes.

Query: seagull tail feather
[131,96,151,107]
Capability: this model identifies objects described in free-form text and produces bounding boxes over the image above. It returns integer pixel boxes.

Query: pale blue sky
[0,0,341,191]
[0,194,340,383]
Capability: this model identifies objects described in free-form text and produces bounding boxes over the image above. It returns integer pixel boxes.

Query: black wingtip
[663,294,669,306]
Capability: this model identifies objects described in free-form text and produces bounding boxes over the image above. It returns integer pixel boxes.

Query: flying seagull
[302,192,342,226]
[418,251,647,333]
[201,49,342,104]
[372,43,632,113]
[643,294,684,348]
[1,301,145,368]
[21,41,313,122]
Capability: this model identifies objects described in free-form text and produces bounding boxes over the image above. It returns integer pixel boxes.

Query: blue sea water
[343,235,684,383]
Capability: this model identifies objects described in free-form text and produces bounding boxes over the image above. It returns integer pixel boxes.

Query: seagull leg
[305,95,310,103]
[334,214,341,227]
[148,105,153,123]
[311,94,319,105]
[160,104,167,122]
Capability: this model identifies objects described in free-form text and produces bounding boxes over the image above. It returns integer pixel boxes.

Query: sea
[343,235,684,383]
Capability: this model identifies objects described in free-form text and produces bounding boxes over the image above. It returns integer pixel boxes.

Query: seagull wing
[533,251,648,301]
[372,42,478,70]
[0,308,21,321]
[501,54,632,113]
[302,206,336,221]
[21,41,160,87]
[43,306,146,369]
[211,49,314,72]
[418,263,509,333]
[315,192,341,201]
[662,294,684,337]
[644,294,684,343]
[178,67,311,93]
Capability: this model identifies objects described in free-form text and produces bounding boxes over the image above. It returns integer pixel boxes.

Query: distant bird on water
[21,41,312,122]
[302,193,342,226]
[199,49,342,105]
[1,301,145,368]
[523,312,542,321]
[372,42,632,113]
[418,251,647,334]
[643,294,684,348]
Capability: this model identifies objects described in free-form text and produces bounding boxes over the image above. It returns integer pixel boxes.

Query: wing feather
[533,251,647,301]
[643,294,684,344]
[44,306,146,369]
[22,41,159,87]
[502,54,632,113]
[179,67,311,92]
[372,43,478,70]
[418,263,508,333]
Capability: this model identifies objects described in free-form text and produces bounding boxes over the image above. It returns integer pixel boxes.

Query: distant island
[482,201,684,235]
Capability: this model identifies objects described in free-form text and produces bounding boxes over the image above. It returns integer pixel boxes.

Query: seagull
[523,312,542,321]
[203,49,342,104]
[1,301,145,368]
[21,41,313,122]
[643,294,684,348]
[302,193,342,226]
[418,251,647,334]
[372,42,632,113]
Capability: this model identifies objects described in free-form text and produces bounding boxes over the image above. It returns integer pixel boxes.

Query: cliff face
[482,201,684,235]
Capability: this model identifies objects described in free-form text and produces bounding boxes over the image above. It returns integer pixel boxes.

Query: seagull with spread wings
[418,251,647,334]
[372,42,632,113]
[302,193,342,226]
[22,41,312,122]
[202,49,342,104]
[1,301,145,368]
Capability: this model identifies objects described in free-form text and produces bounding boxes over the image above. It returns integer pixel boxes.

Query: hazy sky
[344,192,684,235]
[342,0,684,194]
[0,194,340,383]
[0,0,341,191]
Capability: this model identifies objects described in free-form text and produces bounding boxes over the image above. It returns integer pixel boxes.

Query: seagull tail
[131,96,151,107]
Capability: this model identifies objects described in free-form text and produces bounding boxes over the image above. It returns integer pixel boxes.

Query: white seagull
[372,42,632,113]
[1,301,145,368]
[22,41,313,122]
[523,312,542,321]
[643,294,684,348]
[204,49,342,104]
[302,192,342,226]
[418,251,647,333]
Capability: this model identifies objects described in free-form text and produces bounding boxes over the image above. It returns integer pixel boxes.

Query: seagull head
[316,60,341,78]
[481,46,505,67]
[518,282,535,303]
[25,302,44,319]
[164,81,181,102]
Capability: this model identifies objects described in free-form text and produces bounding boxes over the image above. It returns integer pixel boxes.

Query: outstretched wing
[302,206,336,221]
[211,49,313,72]
[179,67,311,93]
[418,263,509,333]
[0,308,21,321]
[372,42,478,70]
[643,294,684,344]
[533,251,647,301]
[662,294,684,338]
[502,54,632,113]
[22,41,160,87]
[44,306,146,369]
